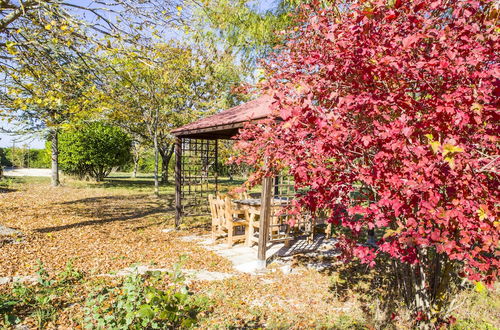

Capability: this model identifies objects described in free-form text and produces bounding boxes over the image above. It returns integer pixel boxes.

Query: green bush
[57,122,132,181]
[29,149,51,168]
[0,148,12,167]
[84,259,209,329]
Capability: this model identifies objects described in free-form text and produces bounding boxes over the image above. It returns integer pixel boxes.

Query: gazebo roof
[171,94,273,139]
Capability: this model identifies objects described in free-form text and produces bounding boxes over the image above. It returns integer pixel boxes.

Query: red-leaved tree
[235,0,499,322]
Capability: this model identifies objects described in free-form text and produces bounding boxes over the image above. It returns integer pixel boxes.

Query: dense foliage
[236,0,499,322]
[57,122,131,181]
[84,261,208,329]
[0,147,49,168]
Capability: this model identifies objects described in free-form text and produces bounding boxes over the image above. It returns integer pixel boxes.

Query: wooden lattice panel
[179,138,218,217]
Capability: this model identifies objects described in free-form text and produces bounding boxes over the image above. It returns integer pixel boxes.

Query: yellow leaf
[442,143,464,157]
[430,141,440,153]
[475,281,486,293]
[45,24,52,30]
[425,133,434,140]
[471,102,483,114]
[444,156,455,169]
[477,206,488,220]
[383,229,395,239]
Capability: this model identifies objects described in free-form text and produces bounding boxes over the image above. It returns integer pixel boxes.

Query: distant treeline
[0,145,161,173]
[0,147,50,168]
[1,144,241,178]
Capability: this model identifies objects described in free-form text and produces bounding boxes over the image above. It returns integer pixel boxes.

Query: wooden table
[232,198,290,246]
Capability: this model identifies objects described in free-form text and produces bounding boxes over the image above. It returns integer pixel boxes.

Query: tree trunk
[160,144,175,184]
[131,141,141,178]
[389,248,461,326]
[153,109,159,197]
[51,129,60,187]
[133,159,139,178]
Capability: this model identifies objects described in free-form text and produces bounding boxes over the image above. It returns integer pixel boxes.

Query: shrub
[57,122,132,181]
[84,260,209,329]
[0,147,12,167]
[236,0,498,324]
[0,147,48,168]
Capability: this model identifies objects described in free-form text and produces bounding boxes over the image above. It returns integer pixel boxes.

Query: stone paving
[180,233,340,274]
[97,265,235,283]
[0,224,21,236]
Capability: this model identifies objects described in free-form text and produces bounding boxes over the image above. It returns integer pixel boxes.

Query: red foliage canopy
[235,0,499,283]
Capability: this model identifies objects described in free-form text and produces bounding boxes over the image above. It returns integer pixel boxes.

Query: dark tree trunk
[51,129,60,187]
[160,144,175,184]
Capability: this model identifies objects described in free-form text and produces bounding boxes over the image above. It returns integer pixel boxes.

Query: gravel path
[3,168,52,177]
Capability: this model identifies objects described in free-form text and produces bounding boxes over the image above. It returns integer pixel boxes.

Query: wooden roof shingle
[171,94,273,139]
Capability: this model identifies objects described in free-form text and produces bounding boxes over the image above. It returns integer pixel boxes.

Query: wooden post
[214,139,219,194]
[175,137,182,228]
[257,176,273,267]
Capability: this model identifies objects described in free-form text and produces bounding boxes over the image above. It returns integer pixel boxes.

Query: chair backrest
[208,194,218,222]
[224,197,235,223]
[215,195,228,227]
[239,191,250,200]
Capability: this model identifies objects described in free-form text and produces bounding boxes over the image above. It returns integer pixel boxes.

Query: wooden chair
[208,195,248,246]
[239,191,250,200]
[208,194,224,242]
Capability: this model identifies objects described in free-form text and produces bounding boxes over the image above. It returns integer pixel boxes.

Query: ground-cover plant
[0,261,85,328]
[83,259,210,329]
[235,0,499,325]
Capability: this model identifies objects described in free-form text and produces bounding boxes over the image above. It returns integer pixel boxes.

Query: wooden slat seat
[209,194,249,246]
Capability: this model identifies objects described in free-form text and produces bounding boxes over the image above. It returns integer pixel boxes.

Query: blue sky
[0,0,280,149]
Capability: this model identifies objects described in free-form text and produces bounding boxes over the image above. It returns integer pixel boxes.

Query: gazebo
[171,94,286,265]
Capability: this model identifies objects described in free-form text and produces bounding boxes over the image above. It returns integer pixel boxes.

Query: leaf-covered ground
[0,176,232,276]
[0,176,498,329]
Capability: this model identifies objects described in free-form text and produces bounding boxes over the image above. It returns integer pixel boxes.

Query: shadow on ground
[100,178,167,189]
[0,187,17,193]
[34,194,175,233]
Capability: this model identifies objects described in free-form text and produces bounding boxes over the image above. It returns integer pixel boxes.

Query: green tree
[185,0,328,73]
[0,38,103,186]
[104,43,242,194]
[0,1,184,186]
[57,122,131,181]
[0,0,183,67]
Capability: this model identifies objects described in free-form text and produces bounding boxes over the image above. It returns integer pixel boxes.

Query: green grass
[0,176,51,189]
[0,172,248,195]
